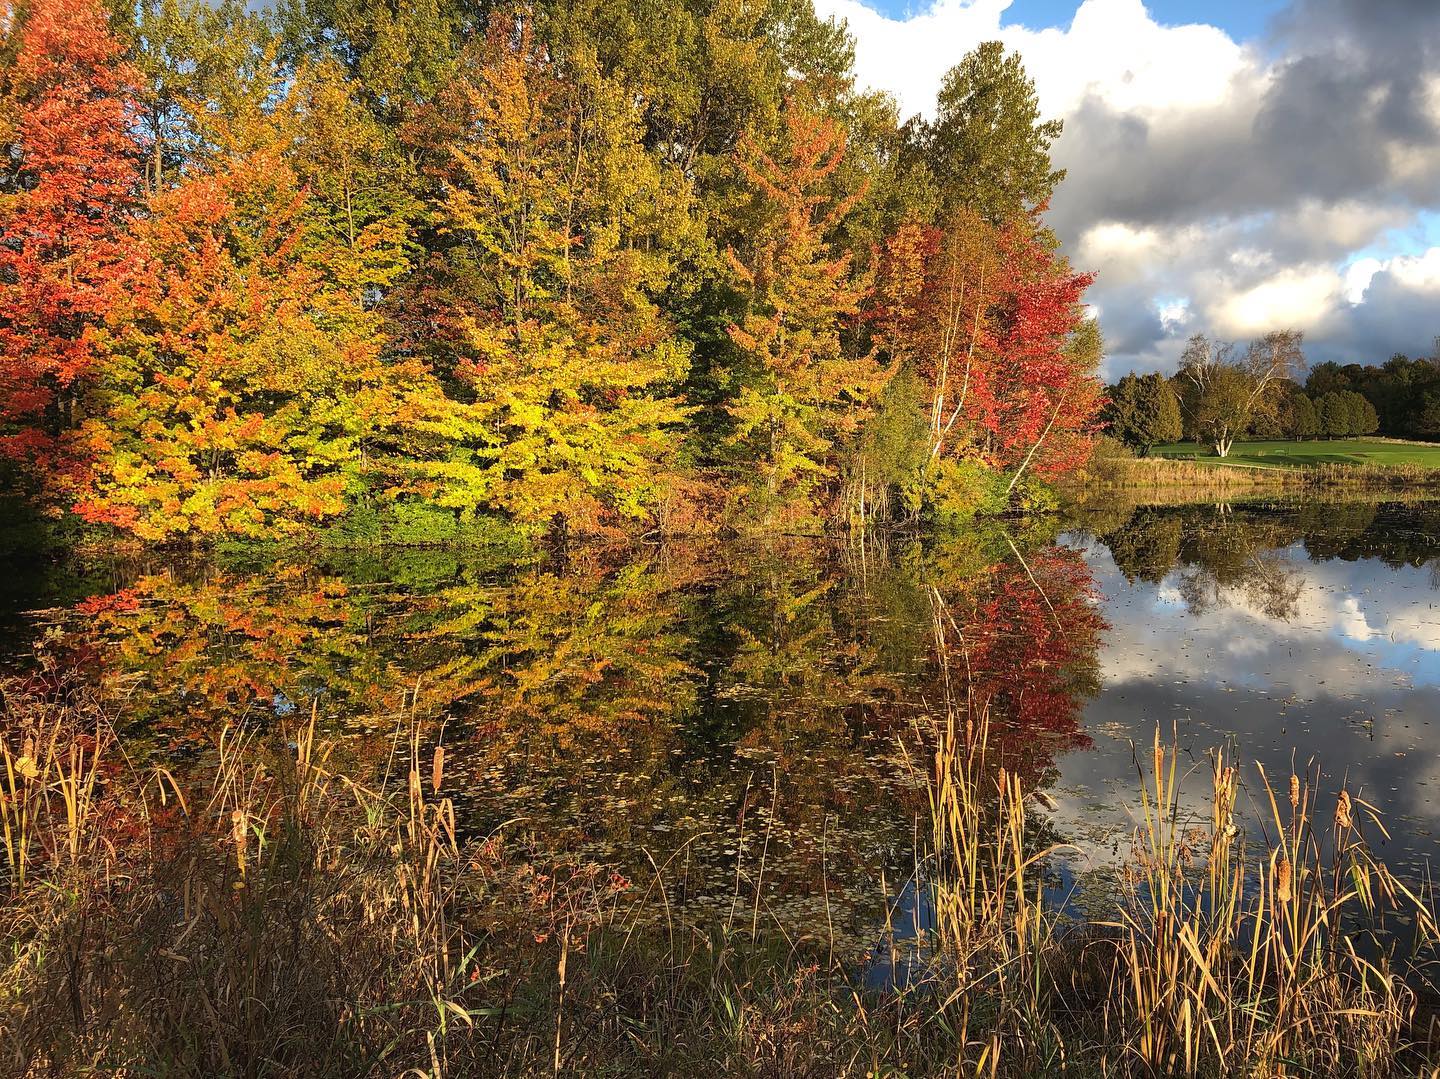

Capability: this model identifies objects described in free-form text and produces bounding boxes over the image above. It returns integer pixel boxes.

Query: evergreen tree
[1290,391,1319,440]
[913,40,1065,224]
[1105,372,1181,455]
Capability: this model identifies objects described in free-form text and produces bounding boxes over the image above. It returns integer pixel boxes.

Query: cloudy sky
[812,0,1440,379]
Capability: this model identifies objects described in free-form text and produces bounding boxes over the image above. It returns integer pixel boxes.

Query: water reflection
[14,497,1440,942]
[27,527,1103,944]
[1066,499,1440,892]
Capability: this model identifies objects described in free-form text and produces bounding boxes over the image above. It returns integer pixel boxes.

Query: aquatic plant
[2,669,1436,1076]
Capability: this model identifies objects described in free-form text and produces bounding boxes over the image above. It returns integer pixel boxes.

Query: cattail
[1289,774,1300,811]
[1154,737,1164,781]
[431,745,445,795]
[1335,789,1353,830]
[231,809,247,877]
[1275,857,1292,903]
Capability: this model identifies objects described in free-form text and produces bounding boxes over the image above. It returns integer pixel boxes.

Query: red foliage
[982,226,1100,478]
[950,547,1106,785]
[870,212,1102,482]
[0,0,138,488]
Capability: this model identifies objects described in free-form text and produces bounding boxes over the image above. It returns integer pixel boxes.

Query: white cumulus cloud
[815,0,1440,376]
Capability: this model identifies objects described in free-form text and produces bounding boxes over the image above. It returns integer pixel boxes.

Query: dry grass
[1077,455,1440,494]
[2,669,1438,1077]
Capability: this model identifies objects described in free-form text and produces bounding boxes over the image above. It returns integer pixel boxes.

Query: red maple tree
[870,211,1100,488]
[0,0,138,490]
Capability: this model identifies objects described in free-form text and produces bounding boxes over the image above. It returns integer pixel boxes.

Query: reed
[2,672,1437,1076]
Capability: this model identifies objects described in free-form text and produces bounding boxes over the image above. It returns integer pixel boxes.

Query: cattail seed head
[431,745,445,795]
[1276,857,1292,902]
[1335,789,1353,831]
[231,809,247,876]
[1289,774,1300,811]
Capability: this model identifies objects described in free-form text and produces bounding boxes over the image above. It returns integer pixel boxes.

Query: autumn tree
[74,140,439,540]
[871,211,998,467]
[0,0,1111,544]
[981,227,1100,491]
[408,21,691,536]
[278,58,419,288]
[1177,330,1306,457]
[871,210,1098,510]
[725,101,885,527]
[0,0,138,494]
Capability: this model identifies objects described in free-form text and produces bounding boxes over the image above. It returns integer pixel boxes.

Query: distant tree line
[1103,331,1429,456]
[1303,354,1440,441]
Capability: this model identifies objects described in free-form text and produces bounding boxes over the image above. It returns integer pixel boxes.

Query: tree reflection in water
[38,527,1107,941]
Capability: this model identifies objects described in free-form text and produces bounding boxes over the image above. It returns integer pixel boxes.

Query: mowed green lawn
[1150,439,1440,470]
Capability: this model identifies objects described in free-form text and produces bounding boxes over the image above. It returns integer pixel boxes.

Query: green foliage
[927,456,1009,525]
[1304,355,1440,442]
[1104,372,1182,455]
[122,0,271,190]
[1291,392,1320,439]
[853,363,930,519]
[1317,389,1379,438]
[913,40,1065,224]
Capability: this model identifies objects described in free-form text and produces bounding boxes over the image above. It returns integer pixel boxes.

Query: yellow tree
[411,19,692,537]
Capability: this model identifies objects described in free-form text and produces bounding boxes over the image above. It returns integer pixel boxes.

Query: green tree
[911,40,1064,224]
[277,0,470,120]
[1317,391,1349,438]
[1177,330,1305,457]
[1291,391,1319,440]
[1105,372,1181,455]
[1318,389,1378,438]
[1350,390,1380,436]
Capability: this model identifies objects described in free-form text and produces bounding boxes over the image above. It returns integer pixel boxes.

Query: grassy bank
[1152,439,1440,471]
[1077,453,1440,497]
[2,675,1436,1076]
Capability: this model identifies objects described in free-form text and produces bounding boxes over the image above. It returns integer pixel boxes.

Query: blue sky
[861,0,1289,39]
[820,0,1440,377]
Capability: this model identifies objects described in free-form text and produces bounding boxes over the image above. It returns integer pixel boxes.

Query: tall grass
[1078,455,1440,493]
[3,671,1438,1076]
[916,713,1438,1076]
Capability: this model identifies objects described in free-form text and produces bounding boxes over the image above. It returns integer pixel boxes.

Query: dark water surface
[5,498,1439,948]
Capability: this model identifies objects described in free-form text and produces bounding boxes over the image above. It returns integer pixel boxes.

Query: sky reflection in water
[1057,501,1440,893]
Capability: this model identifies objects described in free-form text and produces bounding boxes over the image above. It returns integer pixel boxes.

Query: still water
[5,498,1439,949]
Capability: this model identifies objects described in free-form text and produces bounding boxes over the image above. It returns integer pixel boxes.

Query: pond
[5,497,1439,954]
